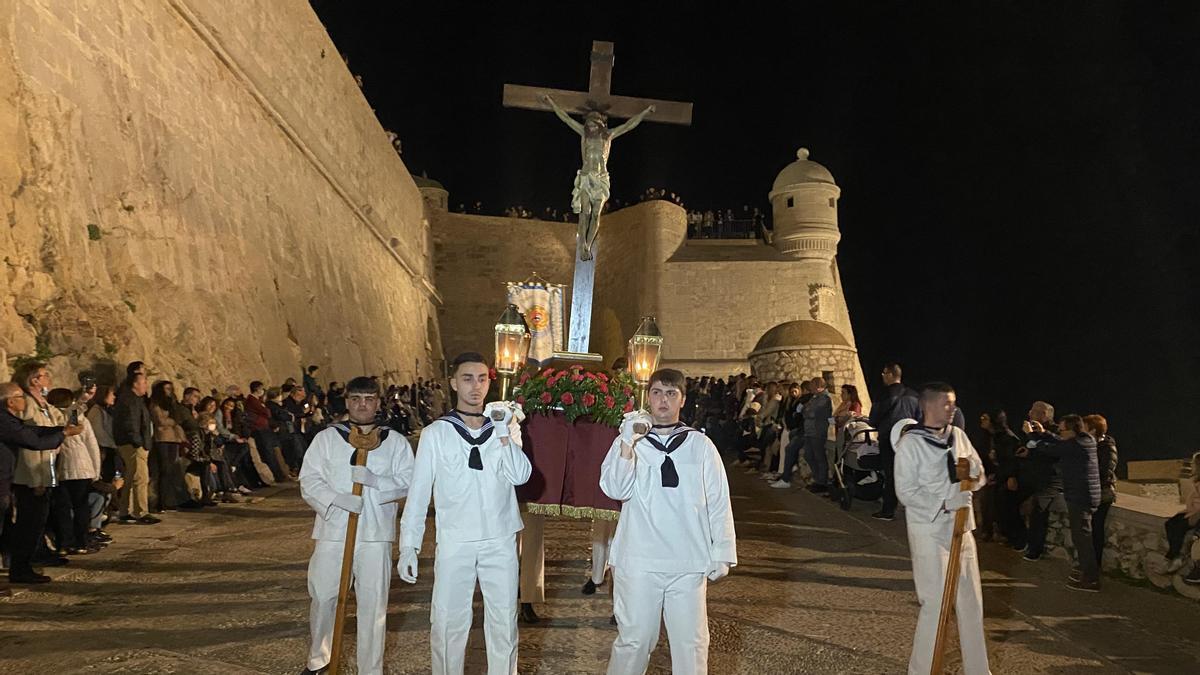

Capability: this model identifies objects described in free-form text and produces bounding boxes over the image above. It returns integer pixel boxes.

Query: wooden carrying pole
[327,445,369,675]
[930,481,972,675]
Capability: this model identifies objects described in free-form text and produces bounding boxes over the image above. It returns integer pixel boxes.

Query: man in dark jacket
[113,372,158,525]
[802,377,834,492]
[1,382,78,585]
[869,363,920,520]
[1017,400,1060,561]
[1026,414,1101,591]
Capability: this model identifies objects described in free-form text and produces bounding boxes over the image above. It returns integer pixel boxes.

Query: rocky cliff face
[1,0,441,388]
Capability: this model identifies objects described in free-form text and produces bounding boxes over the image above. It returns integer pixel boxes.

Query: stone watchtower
[749,148,869,405]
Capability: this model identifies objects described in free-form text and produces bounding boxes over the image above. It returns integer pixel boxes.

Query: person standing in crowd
[299,376,414,675]
[303,365,321,399]
[1019,401,1060,561]
[801,377,833,493]
[86,386,118,488]
[770,380,813,489]
[870,363,920,521]
[148,381,196,512]
[894,382,989,675]
[114,372,157,525]
[397,353,530,675]
[45,389,101,555]
[600,368,737,675]
[1164,452,1200,583]
[1023,414,1101,591]
[968,412,998,541]
[1,381,77,586]
[1084,414,1118,568]
[989,410,1025,548]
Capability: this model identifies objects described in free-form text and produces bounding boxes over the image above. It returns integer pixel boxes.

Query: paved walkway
[1,469,1197,674]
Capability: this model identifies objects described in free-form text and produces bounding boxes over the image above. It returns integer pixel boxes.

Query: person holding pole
[397,352,531,675]
[298,376,414,675]
[894,381,990,675]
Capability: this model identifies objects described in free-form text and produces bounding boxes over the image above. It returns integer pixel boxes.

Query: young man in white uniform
[298,376,415,675]
[398,352,532,675]
[599,368,737,675]
[893,381,990,675]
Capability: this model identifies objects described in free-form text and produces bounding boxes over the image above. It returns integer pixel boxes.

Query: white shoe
[1166,556,1185,573]
[769,480,792,489]
[237,486,253,495]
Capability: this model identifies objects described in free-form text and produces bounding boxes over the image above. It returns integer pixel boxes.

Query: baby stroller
[831,418,883,510]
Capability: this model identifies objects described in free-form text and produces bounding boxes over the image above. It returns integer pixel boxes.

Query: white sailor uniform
[893,419,991,675]
[599,422,737,675]
[298,423,414,675]
[399,410,531,675]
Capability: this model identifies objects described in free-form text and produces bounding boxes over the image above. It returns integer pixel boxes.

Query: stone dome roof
[413,174,445,190]
[772,148,835,191]
[752,320,849,352]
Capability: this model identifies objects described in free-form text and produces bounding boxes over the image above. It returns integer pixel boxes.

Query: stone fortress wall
[0,0,441,388]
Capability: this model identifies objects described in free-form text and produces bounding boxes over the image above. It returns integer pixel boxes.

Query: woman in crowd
[46,389,101,554]
[148,381,196,511]
[1084,414,1118,567]
[216,397,263,491]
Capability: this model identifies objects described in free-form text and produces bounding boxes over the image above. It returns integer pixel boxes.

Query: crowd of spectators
[0,359,446,592]
[682,366,1200,592]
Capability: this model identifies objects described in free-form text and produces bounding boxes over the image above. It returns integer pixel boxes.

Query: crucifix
[503,40,692,353]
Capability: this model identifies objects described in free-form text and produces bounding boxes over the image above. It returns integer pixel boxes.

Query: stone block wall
[1,0,440,388]
[749,345,861,391]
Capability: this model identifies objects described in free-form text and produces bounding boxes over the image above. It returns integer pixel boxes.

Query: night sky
[311,2,1200,463]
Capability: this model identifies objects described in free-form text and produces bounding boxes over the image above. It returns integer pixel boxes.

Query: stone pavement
[1,470,1198,674]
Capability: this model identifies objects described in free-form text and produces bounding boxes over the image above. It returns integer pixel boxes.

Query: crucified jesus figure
[543,94,656,261]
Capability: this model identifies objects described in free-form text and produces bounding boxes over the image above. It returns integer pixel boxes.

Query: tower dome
[768,148,841,262]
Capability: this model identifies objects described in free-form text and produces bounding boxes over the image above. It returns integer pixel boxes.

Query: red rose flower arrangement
[512,365,638,427]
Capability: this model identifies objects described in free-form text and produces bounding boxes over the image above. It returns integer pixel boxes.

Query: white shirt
[893,420,986,530]
[399,416,531,550]
[299,425,415,543]
[599,428,737,574]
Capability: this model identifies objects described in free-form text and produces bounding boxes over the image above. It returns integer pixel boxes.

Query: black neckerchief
[439,411,493,470]
[642,424,692,488]
[331,423,391,464]
[453,408,485,418]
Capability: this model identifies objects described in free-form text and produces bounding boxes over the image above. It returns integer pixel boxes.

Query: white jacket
[299,426,414,543]
[893,419,985,530]
[15,397,64,488]
[600,428,737,574]
[56,416,101,481]
[399,416,530,550]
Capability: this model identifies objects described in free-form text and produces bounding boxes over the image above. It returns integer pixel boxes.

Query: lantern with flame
[494,304,531,401]
[627,315,664,411]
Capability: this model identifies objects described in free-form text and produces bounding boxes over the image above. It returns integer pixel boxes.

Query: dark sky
[311,1,1200,462]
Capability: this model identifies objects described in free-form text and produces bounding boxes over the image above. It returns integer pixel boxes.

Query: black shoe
[582,579,597,595]
[1022,552,1042,562]
[118,514,137,524]
[137,515,162,525]
[178,501,203,510]
[92,530,113,542]
[871,510,895,521]
[1184,567,1200,585]
[519,602,541,624]
[9,571,51,584]
[298,665,328,675]
[66,547,94,556]
[1066,578,1100,592]
[1010,541,1027,551]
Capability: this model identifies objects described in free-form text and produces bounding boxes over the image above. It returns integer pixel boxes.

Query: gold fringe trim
[521,502,620,521]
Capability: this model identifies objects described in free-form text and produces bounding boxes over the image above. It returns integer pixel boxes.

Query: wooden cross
[502,41,692,125]
[502,41,692,353]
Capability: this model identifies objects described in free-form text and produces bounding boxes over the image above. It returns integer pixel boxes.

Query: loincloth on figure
[571,170,611,214]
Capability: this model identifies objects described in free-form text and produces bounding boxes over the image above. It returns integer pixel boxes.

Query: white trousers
[307,539,392,675]
[518,511,545,603]
[607,569,709,675]
[591,518,617,584]
[432,534,520,675]
[906,522,991,675]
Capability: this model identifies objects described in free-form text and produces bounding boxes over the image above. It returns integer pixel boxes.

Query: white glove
[620,411,653,445]
[509,402,526,423]
[945,486,973,511]
[485,401,514,438]
[397,546,419,583]
[331,493,363,514]
[706,561,731,582]
[350,465,379,489]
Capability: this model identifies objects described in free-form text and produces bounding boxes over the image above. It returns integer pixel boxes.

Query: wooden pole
[327,445,368,675]
[930,485,971,675]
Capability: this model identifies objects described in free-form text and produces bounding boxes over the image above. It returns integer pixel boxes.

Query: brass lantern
[494,304,531,401]
[627,316,664,411]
